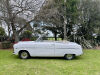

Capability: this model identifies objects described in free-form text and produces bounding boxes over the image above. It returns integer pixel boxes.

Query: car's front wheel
[19,51,30,59]
[64,54,75,60]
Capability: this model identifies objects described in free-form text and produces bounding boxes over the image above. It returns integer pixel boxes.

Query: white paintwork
[13,41,83,57]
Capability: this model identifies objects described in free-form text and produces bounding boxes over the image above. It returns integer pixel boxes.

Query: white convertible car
[13,35,83,60]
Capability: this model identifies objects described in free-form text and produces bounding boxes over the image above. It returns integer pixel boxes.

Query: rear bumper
[76,51,83,56]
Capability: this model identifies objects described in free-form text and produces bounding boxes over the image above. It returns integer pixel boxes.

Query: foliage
[70,0,100,48]
[0,27,6,36]
[20,30,32,39]
[1,41,11,49]
[30,37,37,41]
[35,0,100,48]
[35,0,79,39]
[33,22,44,37]
[0,0,45,42]
[0,27,7,42]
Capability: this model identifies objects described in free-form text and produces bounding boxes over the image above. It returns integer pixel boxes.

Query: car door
[33,42,55,56]
[55,43,68,56]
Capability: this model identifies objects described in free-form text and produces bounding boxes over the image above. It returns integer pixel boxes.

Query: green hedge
[2,41,11,49]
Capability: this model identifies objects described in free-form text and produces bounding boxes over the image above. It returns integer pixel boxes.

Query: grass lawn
[47,38,62,41]
[0,50,100,75]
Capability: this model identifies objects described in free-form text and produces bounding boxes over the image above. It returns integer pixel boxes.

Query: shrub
[2,41,11,49]
[0,27,6,36]
[30,37,37,41]
[20,30,32,40]
[22,30,32,38]
[0,27,7,42]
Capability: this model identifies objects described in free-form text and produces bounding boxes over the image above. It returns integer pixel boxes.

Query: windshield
[36,34,47,42]
[36,34,69,43]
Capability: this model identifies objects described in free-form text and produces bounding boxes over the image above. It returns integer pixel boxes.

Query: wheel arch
[64,54,75,60]
[64,54,76,57]
[19,50,30,56]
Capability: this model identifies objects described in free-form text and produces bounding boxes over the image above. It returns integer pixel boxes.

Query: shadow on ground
[12,54,83,60]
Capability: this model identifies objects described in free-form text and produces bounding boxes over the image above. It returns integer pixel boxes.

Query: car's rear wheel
[64,54,75,60]
[19,51,30,59]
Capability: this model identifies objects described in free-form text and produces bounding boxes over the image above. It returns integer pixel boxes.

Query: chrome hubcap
[66,54,73,59]
[21,52,28,59]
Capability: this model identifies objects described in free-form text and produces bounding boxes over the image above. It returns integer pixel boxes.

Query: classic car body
[13,35,83,60]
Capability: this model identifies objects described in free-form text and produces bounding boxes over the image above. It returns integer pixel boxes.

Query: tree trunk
[11,22,19,42]
[54,32,57,41]
[63,0,67,40]
[6,21,11,38]
[61,36,64,40]
[64,18,67,40]
[5,20,11,38]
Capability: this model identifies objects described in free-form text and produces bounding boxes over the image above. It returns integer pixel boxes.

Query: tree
[35,0,100,48]
[77,0,100,47]
[35,0,79,40]
[0,0,45,42]
[35,0,62,40]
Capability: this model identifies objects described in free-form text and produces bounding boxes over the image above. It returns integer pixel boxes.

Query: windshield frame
[35,34,46,42]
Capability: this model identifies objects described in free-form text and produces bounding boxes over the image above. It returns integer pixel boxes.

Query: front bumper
[13,51,18,55]
[13,52,16,55]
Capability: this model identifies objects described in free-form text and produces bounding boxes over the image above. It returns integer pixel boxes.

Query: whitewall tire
[19,51,30,59]
[64,54,75,60]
